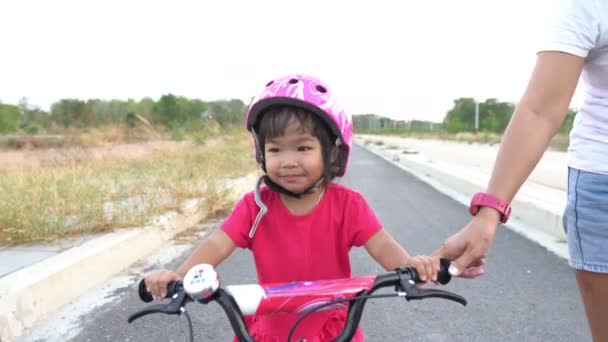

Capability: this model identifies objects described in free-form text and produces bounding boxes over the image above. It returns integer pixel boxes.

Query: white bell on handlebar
[183,264,220,301]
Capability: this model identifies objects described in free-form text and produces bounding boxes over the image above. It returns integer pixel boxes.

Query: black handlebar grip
[406,258,452,285]
[137,279,181,302]
[437,258,452,285]
[138,279,153,302]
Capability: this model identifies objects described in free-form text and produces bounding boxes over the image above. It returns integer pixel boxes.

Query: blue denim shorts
[563,167,608,273]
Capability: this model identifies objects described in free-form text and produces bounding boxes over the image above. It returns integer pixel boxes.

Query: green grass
[0,131,256,245]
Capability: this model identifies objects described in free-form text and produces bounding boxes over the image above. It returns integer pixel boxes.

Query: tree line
[1,95,576,136]
[354,97,576,134]
[0,95,247,134]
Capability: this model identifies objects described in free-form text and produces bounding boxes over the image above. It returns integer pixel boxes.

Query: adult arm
[436,51,584,275]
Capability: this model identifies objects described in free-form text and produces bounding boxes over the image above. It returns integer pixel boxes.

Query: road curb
[357,140,568,260]
[0,173,257,342]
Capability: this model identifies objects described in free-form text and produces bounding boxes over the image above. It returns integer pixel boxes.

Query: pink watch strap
[469,192,512,223]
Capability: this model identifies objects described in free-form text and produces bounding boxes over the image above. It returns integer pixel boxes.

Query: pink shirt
[222,182,382,341]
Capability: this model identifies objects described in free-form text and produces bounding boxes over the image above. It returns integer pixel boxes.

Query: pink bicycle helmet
[246,74,353,176]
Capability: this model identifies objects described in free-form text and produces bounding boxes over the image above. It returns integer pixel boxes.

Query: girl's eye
[266,147,279,153]
[298,146,312,152]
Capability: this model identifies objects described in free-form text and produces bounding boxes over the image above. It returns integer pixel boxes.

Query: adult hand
[435,208,500,277]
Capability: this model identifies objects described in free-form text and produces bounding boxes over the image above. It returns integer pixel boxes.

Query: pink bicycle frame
[226,276,377,316]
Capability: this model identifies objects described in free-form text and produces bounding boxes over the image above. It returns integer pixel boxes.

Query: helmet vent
[315,85,327,93]
[288,78,299,84]
[265,80,274,87]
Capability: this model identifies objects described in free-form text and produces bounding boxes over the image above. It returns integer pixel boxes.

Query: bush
[0,103,21,134]
[24,124,42,135]
[169,121,185,141]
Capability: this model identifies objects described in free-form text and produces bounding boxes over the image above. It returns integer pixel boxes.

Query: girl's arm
[364,229,439,282]
[146,229,236,299]
[176,229,236,275]
[364,229,410,270]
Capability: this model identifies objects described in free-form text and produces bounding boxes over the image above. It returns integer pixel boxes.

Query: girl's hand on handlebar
[405,255,440,283]
[144,269,182,300]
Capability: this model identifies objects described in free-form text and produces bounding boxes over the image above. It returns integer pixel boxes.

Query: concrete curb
[0,173,257,342]
[356,139,569,260]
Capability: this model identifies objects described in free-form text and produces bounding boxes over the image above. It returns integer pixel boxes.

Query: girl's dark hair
[254,105,343,181]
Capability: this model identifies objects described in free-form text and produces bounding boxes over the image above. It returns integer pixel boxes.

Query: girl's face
[264,120,324,194]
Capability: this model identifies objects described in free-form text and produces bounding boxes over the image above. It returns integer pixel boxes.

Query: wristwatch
[469,192,512,224]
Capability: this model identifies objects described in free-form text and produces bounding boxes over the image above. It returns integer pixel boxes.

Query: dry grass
[68,125,129,145]
[65,124,165,146]
[0,131,256,245]
[0,122,163,151]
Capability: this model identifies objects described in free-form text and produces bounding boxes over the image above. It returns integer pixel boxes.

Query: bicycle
[128,259,466,342]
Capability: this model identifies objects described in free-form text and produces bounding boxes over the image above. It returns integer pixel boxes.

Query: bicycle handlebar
[128,259,466,342]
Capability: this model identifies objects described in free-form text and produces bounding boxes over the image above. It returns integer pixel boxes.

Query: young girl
[145,74,457,341]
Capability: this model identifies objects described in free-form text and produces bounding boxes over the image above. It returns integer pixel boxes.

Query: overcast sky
[1,0,576,122]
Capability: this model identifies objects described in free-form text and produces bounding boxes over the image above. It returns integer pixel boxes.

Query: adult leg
[563,168,608,341]
[576,270,608,342]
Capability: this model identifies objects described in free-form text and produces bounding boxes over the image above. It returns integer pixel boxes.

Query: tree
[480,98,513,133]
[0,102,21,133]
[559,109,577,134]
[481,114,499,132]
[445,115,467,133]
[443,98,515,134]
[154,94,180,126]
[138,97,155,119]
[444,98,476,132]
[51,99,87,127]
[207,99,246,127]
[18,97,50,131]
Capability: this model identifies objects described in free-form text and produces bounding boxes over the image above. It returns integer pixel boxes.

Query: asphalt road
[17,143,590,342]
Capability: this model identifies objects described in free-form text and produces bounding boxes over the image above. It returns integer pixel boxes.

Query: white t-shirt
[539,0,608,175]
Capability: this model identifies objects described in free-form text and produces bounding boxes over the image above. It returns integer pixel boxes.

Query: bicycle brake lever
[127,291,190,323]
[402,287,467,306]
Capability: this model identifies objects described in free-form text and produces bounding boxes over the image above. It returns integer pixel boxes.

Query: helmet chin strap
[248,174,324,238]
[262,175,323,198]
